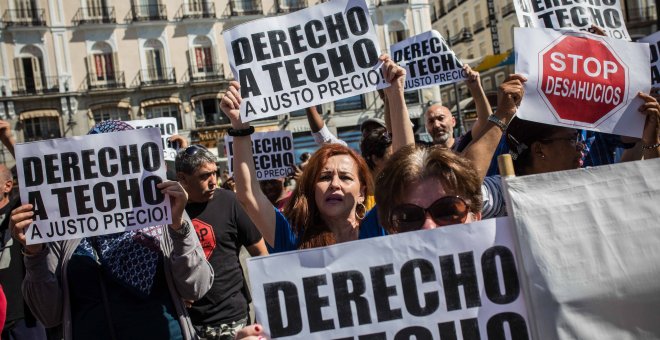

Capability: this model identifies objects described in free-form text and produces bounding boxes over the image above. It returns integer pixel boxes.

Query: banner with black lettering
[128,117,179,161]
[512,0,630,40]
[222,0,386,122]
[247,217,530,339]
[225,130,295,180]
[15,129,172,245]
[390,30,467,91]
[640,31,660,86]
[505,159,660,339]
[515,27,650,137]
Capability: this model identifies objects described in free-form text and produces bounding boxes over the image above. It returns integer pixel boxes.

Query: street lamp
[446,28,473,136]
[63,81,76,132]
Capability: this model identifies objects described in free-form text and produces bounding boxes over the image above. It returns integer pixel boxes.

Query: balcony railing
[447,0,457,12]
[2,9,46,26]
[129,4,167,22]
[176,2,216,20]
[9,75,68,96]
[189,63,225,82]
[137,68,177,86]
[277,0,307,13]
[502,3,515,17]
[72,6,116,25]
[87,71,126,90]
[377,0,408,5]
[473,20,485,33]
[627,6,657,24]
[448,27,472,46]
[229,0,262,15]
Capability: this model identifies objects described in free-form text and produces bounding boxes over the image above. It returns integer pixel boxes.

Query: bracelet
[642,142,660,150]
[488,115,508,132]
[227,126,255,137]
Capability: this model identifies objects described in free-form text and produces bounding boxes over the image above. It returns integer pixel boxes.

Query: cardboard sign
[127,117,179,161]
[247,217,530,339]
[223,0,387,122]
[505,159,660,339]
[513,0,630,40]
[225,130,295,180]
[639,31,660,86]
[15,129,172,244]
[515,28,650,137]
[390,30,467,91]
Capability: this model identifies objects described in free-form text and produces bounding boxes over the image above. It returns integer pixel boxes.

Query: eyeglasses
[539,135,585,149]
[390,196,469,232]
[184,144,207,156]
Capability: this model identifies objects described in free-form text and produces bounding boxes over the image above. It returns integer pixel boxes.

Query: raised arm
[306,106,347,146]
[220,81,277,246]
[462,74,525,182]
[638,92,660,159]
[463,64,493,139]
[0,120,16,158]
[381,55,414,151]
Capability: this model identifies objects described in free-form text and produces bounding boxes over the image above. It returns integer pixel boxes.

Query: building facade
[0,0,436,167]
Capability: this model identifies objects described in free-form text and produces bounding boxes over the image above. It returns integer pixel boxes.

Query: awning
[19,109,60,121]
[190,93,223,103]
[140,97,181,108]
[474,51,512,72]
[89,101,132,111]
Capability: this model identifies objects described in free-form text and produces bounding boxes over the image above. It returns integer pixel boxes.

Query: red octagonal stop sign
[538,35,628,125]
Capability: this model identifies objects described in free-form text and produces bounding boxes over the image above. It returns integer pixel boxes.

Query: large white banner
[505,158,660,339]
[225,130,295,180]
[128,117,179,161]
[515,27,650,137]
[390,30,467,91]
[512,0,630,40]
[639,30,660,86]
[247,217,530,339]
[15,129,172,244]
[223,0,387,122]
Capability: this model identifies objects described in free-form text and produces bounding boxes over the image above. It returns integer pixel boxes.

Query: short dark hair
[175,145,217,175]
[360,127,392,170]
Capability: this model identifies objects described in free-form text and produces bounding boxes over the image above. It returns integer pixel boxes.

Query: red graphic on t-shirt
[192,219,216,259]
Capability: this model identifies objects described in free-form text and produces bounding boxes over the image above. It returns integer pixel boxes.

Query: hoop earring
[355,202,366,220]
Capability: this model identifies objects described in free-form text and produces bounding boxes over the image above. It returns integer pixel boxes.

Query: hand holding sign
[221,81,249,130]
[464,64,481,92]
[157,181,188,230]
[636,92,660,147]
[380,54,406,99]
[496,74,527,121]
[10,203,42,255]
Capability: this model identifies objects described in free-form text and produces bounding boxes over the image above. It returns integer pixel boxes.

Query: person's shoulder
[212,188,238,202]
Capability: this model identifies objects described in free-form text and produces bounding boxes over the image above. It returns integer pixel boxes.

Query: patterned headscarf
[75,120,163,298]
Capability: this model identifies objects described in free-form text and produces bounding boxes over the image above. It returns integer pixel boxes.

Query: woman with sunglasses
[220,55,413,252]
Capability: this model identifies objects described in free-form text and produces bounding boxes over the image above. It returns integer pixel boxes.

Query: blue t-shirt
[270,207,387,253]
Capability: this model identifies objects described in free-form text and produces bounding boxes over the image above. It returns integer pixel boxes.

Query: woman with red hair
[221,55,413,252]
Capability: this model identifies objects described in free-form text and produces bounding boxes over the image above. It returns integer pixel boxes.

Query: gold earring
[355,202,366,220]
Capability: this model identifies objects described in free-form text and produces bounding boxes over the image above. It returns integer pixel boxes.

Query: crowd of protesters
[0,28,658,340]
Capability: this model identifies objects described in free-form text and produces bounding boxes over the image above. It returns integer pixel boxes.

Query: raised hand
[157,181,189,230]
[10,203,43,254]
[220,81,249,129]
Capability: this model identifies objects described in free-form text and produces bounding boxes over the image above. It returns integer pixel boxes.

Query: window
[194,98,228,127]
[479,41,487,56]
[145,104,181,129]
[495,72,506,86]
[93,107,130,122]
[23,117,61,142]
[388,21,407,45]
[404,91,420,104]
[144,39,166,82]
[462,12,470,28]
[482,78,493,91]
[289,104,321,118]
[190,36,215,78]
[88,42,118,87]
[14,45,45,94]
[474,4,481,20]
[334,95,365,111]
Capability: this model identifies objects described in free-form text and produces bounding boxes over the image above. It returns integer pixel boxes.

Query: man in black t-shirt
[176,145,267,340]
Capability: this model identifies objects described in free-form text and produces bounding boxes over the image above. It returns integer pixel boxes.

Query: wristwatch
[488,114,508,132]
[171,219,191,236]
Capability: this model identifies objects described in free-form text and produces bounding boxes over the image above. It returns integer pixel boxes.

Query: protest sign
[640,31,660,86]
[225,130,295,180]
[15,129,172,244]
[515,27,650,137]
[390,30,467,91]
[247,217,530,339]
[512,0,630,40]
[127,117,179,161]
[223,0,387,122]
[505,159,660,339]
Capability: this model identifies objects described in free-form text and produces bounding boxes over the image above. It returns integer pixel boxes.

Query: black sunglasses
[390,196,469,232]
[184,144,207,156]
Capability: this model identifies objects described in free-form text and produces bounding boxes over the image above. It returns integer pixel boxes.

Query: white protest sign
[127,117,179,161]
[223,0,387,122]
[390,30,467,91]
[639,31,660,86]
[225,130,295,180]
[15,129,172,244]
[515,27,650,137]
[513,0,630,40]
[248,217,530,339]
[505,159,660,339]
